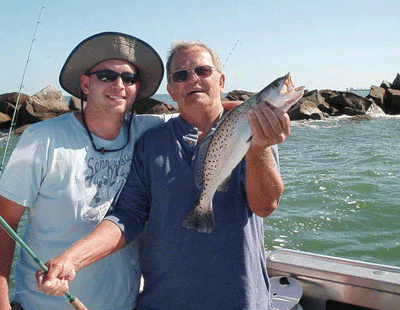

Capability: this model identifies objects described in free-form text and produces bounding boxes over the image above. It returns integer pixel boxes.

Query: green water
[265,116,400,267]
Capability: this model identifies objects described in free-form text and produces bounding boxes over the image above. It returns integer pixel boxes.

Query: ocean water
[265,116,400,267]
[4,93,399,298]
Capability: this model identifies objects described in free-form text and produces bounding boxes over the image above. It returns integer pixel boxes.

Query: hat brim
[59,32,164,102]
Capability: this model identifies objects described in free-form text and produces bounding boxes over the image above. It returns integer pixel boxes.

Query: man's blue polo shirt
[106,116,278,310]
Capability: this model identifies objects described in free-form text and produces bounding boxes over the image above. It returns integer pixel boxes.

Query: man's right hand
[35,258,76,296]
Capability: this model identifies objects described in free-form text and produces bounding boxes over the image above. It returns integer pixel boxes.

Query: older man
[37,41,290,310]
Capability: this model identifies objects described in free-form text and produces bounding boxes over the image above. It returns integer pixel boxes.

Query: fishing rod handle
[70,297,88,310]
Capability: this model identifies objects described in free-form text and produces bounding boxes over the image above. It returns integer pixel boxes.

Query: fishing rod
[0,0,46,176]
[0,215,88,310]
[222,39,239,70]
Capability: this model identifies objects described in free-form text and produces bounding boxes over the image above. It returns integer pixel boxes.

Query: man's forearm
[0,232,14,310]
[0,196,26,309]
[245,146,283,217]
[61,219,126,271]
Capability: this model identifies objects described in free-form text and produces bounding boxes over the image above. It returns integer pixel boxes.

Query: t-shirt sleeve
[0,127,46,207]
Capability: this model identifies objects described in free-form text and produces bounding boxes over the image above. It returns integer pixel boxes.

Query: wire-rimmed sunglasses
[86,69,140,85]
[170,65,215,83]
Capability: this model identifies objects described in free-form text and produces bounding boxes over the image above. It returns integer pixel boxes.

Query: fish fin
[246,134,253,143]
[217,175,231,192]
[182,202,215,234]
[194,135,214,190]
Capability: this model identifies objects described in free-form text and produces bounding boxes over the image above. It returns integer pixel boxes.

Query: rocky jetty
[1,74,400,134]
[225,74,400,121]
[0,85,178,133]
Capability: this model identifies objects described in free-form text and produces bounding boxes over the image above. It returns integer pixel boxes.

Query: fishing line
[222,39,239,71]
[0,0,46,176]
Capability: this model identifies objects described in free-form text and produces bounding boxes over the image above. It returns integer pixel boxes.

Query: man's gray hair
[166,41,222,83]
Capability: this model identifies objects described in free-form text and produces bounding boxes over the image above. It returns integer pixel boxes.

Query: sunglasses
[86,69,139,85]
[170,65,215,83]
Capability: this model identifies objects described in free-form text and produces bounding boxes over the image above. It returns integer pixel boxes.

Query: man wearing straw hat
[0,31,170,310]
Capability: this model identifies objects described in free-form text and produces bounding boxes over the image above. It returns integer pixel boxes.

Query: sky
[1,0,400,96]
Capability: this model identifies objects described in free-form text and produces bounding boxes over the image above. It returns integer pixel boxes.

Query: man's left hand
[247,101,291,149]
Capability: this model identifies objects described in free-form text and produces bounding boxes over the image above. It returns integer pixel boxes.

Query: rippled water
[265,116,400,267]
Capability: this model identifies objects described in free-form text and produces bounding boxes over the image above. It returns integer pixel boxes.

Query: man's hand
[36,257,76,296]
[247,101,291,148]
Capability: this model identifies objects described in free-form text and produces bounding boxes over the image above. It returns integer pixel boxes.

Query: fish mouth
[283,91,304,106]
[283,73,305,93]
[274,73,305,108]
[282,73,305,101]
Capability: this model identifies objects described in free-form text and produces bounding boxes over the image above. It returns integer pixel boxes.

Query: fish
[182,73,305,234]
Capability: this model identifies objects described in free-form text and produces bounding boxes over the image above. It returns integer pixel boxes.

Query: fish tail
[182,202,215,234]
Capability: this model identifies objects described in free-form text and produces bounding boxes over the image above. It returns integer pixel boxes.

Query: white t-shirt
[0,112,171,310]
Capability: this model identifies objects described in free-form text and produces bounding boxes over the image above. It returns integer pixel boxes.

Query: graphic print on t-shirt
[82,153,132,221]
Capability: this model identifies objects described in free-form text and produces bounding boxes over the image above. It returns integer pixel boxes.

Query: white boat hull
[266,249,400,310]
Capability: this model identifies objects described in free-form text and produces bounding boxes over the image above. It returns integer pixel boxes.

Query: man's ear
[80,75,90,96]
[219,73,226,91]
[167,84,176,102]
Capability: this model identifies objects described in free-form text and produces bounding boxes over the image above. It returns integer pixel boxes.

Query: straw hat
[59,31,164,102]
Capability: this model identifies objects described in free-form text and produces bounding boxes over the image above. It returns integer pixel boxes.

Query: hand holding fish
[247,101,291,149]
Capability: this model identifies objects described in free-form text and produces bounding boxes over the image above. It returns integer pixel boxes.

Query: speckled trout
[182,73,305,234]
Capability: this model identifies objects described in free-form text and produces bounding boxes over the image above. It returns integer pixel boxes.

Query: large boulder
[0,92,30,117]
[19,85,69,124]
[133,97,178,114]
[0,92,31,129]
[288,90,327,120]
[367,86,386,110]
[0,113,12,129]
[68,96,84,111]
[321,90,372,115]
[225,90,254,101]
[391,73,400,91]
[380,80,392,90]
[289,100,326,120]
[384,88,400,115]
[367,74,400,114]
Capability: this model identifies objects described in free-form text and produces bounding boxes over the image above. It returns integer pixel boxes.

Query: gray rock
[19,85,70,124]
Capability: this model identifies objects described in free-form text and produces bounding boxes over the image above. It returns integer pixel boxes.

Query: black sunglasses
[170,65,215,83]
[86,69,139,85]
